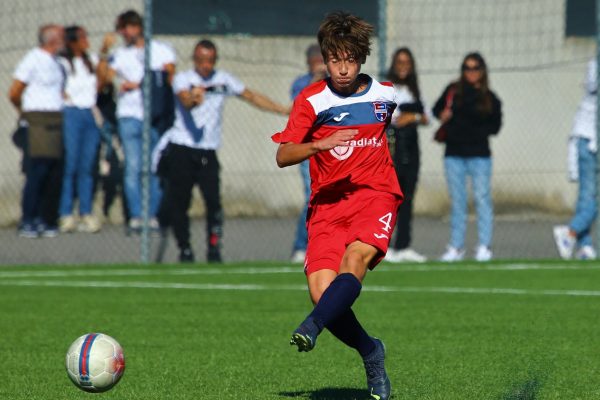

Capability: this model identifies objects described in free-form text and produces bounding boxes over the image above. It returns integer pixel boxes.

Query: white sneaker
[474,245,492,262]
[386,248,427,263]
[78,215,101,233]
[59,215,77,233]
[290,249,306,263]
[440,246,465,262]
[575,245,597,260]
[553,225,576,260]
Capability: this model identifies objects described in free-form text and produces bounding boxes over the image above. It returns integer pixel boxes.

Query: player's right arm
[276,129,357,168]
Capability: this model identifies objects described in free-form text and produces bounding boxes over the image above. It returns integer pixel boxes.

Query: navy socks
[327,309,376,358]
[308,273,363,332]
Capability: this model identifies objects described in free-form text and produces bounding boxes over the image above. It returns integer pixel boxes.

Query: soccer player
[272,12,403,400]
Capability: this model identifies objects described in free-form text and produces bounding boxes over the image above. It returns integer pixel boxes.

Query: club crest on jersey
[329,145,354,161]
[372,102,388,122]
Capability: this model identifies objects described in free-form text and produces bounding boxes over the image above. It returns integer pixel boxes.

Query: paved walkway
[0,216,564,265]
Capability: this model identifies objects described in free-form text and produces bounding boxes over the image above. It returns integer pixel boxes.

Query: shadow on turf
[501,377,543,400]
[279,388,372,399]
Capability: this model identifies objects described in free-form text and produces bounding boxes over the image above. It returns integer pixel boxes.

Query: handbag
[22,111,63,158]
[433,87,456,143]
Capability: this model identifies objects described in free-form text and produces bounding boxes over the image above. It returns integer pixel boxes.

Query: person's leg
[444,156,468,250]
[21,158,47,226]
[41,158,63,228]
[570,138,597,248]
[166,145,195,252]
[149,128,163,218]
[292,160,311,253]
[77,109,101,216]
[197,150,223,262]
[117,118,143,219]
[469,157,494,248]
[393,165,418,250]
[58,107,80,218]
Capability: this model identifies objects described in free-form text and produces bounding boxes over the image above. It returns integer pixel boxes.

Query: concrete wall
[0,0,594,225]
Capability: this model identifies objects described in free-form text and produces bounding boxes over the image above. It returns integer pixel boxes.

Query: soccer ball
[65,333,125,392]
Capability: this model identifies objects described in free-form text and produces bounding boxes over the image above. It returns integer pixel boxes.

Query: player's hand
[440,109,453,123]
[315,129,358,151]
[190,86,206,105]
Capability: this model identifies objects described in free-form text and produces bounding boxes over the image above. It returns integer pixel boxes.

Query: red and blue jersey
[273,74,403,203]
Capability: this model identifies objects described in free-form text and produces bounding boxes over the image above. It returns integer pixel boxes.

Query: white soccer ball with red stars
[65,333,125,392]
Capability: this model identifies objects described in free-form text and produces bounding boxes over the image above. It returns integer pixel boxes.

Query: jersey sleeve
[223,72,245,96]
[272,94,316,144]
[13,52,35,83]
[172,72,189,94]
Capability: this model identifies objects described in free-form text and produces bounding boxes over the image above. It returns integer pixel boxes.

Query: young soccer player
[272,12,403,400]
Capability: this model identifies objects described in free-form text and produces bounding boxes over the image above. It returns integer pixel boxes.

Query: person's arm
[276,129,357,168]
[240,88,289,115]
[177,87,205,110]
[164,63,176,84]
[96,33,117,89]
[8,80,26,114]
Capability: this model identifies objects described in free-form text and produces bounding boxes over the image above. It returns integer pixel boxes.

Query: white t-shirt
[60,54,98,108]
[165,69,245,150]
[13,47,64,112]
[571,58,597,152]
[109,40,176,120]
[390,84,432,125]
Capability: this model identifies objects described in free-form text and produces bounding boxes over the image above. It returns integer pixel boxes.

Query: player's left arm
[240,89,290,115]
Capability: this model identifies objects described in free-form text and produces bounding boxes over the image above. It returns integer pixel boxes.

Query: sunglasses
[462,65,482,72]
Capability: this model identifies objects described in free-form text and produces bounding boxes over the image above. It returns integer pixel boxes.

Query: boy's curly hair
[317,11,373,64]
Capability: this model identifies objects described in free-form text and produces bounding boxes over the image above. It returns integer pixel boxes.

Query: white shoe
[78,215,101,233]
[59,215,77,233]
[440,246,465,262]
[386,248,427,263]
[290,249,306,263]
[474,245,492,262]
[553,225,576,260]
[575,245,597,260]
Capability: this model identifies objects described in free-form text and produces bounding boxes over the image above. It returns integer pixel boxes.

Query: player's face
[393,52,412,79]
[194,47,217,78]
[326,52,361,94]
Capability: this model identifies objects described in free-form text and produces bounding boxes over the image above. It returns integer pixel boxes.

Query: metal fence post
[141,0,153,263]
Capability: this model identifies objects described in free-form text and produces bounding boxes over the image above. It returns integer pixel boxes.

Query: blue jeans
[444,156,494,248]
[118,117,161,218]
[569,138,597,247]
[292,160,310,251]
[59,107,101,216]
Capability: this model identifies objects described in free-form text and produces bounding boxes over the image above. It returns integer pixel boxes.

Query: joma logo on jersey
[372,102,389,122]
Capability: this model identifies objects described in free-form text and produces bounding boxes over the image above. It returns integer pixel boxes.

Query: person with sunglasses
[433,52,502,262]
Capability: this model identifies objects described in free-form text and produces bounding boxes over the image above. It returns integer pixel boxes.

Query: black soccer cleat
[290,317,319,352]
[363,338,391,400]
[207,246,222,263]
[179,247,195,263]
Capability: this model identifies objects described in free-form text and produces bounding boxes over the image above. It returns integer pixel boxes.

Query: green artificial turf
[0,260,599,399]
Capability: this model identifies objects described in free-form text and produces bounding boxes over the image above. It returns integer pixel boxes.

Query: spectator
[432,52,502,262]
[97,9,176,233]
[58,25,102,233]
[289,44,327,263]
[152,39,288,263]
[8,24,65,238]
[553,58,597,260]
[384,47,429,263]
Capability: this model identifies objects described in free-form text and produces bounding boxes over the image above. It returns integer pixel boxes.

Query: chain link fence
[0,0,595,264]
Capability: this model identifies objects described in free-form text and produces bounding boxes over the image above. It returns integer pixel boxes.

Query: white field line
[0,263,597,280]
[1,279,600,297]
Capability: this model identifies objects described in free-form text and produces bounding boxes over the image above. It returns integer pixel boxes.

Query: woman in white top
[58,26,102,233]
